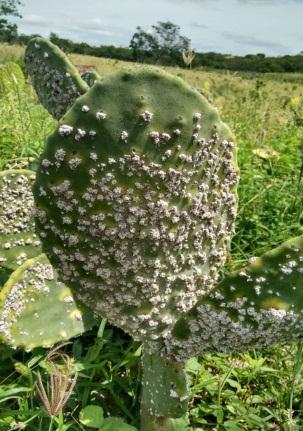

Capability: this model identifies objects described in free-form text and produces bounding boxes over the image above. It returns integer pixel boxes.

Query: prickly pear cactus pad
[0,170,35,235]
[0,170,41,271]
[25,37,89,120]
[33,68,239,342]
[0,254,96,349]
[167,235,303,361]
[81,70,101,87]
[0,232,41,271]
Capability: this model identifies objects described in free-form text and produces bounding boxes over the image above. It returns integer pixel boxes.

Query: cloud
[168,0,302,4]
[237,0,302,3]
[191,22,208,29]
[22,14,53,26]
[75,18,107,31]
[90,29,114,37]
[222,31,288,52]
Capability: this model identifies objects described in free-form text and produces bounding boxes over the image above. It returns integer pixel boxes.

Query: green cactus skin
[0,232,41,270]
[0,168,96,348]
[141,346,189,418]
[25,37,89,120]
[0,170,36,235]
[0,170,41,271]
[0,62,25,94]
[33,67,239,345]
[0,254,96,349]
[167,235,303,361]
[81,70,101,87]
[0,269,10,288]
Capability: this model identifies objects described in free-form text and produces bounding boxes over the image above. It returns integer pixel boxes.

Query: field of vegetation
[1,42,303,430]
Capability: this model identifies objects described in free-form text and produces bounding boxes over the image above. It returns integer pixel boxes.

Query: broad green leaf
[79,405,104,428]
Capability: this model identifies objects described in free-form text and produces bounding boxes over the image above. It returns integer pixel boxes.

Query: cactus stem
[140,344,189,431]
[140,408,175,431]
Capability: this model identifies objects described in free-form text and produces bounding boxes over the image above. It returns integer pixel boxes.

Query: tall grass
[0,43,25,65]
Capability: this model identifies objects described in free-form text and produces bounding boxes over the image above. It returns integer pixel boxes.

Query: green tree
[130,21,190,65]
[0,0,22,42]
[49,32,74,53]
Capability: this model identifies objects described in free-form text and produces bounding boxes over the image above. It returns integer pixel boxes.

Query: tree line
[1,0,303,74]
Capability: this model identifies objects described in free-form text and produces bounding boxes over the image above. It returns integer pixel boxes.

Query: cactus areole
[33,68,239,344]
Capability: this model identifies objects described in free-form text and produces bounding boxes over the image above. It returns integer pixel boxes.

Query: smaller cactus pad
[81,71,101,87]
[0,232,41,270]
[25,37,89,119]
[0,62,25,94]
[0,170,35,235]
[167,235,303,361]
[0,254,96,349]
[34,67,239,343]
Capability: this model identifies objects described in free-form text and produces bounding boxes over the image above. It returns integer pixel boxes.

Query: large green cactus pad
[0,170,35,235]
[167,235,303,361]
[25,37,89,119]
[34,67,239,342]
[81,70,101,87]
[0,232,41,270]
[0,254,96,349]
[0,62,25,94]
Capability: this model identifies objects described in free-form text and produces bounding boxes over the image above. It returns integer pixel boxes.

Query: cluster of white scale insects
[34,104,239,344]
[25,41,84,119]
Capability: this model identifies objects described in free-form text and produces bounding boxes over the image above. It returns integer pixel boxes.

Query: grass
[1,45,303,430]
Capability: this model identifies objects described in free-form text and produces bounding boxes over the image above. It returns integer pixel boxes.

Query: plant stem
[48,416,55,431]
[140,406,175,431]
[140,345,190,431]
[288,341,303,430]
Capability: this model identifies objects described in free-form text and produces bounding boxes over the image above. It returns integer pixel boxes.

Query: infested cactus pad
[0,232,41,270]
[167,235,303,361]
[25,37,89,119]
[81,70,101,87]
[34,68,239,342]
[0,169,42,274]
[0,170,36,235]
[0,254,96,349]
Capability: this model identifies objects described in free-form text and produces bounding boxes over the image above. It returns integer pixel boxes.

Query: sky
[11,0,303,56]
